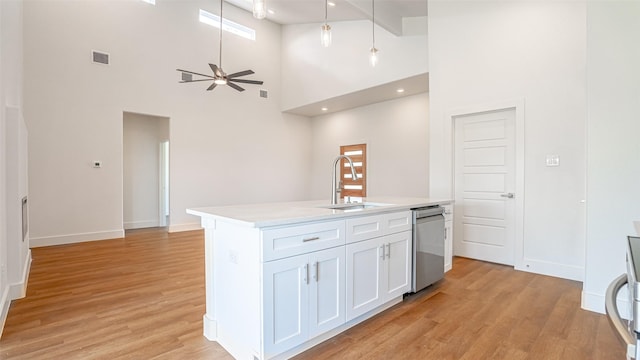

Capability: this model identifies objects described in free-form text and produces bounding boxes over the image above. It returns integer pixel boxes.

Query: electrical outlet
[93,161,102,168]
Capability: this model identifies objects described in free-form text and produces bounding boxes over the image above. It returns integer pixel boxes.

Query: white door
[263,254,309,356]
[308,247,345,338]
[383,231,411,301]
[346,238,383,321]
[454,108,516,265]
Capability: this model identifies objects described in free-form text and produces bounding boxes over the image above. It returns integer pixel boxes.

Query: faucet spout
[331,155,358,205]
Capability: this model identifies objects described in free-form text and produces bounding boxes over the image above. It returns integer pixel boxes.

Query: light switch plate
[546,154,560,167]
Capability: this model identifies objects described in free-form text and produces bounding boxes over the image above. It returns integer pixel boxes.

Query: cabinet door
[383,231,411,301]
[308,247,346,338]
[346,238,383,321]
[263,254,309,357]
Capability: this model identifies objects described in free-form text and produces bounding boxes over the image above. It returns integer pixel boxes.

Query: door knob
[500,193,515,199]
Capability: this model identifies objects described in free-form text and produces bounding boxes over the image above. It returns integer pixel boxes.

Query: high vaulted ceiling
[226,0,427,35]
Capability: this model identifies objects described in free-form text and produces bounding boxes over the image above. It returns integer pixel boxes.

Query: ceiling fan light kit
[177,0,264,93]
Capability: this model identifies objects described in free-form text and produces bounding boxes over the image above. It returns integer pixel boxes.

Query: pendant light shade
[321,24,332,47]
[369,47,378,67]
[253,0,266,19]
[321,0,332,47]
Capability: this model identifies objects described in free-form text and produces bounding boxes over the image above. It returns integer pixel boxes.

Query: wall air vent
[181,72,193,82]
[92,50,110,65]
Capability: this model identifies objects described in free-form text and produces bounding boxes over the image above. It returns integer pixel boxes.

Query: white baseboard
[30,229,124,247]
[582,289,631,318]
[9,249,31,300]
[0,285,10,339]
[124,220,160,230]
[515,258,584,282]
[168,223,202,233]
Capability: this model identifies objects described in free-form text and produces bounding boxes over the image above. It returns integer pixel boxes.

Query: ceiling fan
[177,0,263,92]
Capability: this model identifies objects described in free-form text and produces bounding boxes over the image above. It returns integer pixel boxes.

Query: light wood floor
[0,228,624,359]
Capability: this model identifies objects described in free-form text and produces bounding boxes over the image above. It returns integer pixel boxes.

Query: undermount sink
[317,202,390,211]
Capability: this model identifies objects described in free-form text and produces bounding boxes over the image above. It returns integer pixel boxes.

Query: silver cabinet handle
[312,261,318,282]
[380,245,385,260]
[386,243,391,259]
[444,227,448,240]
[303,264,309,284]
[500,193,515,199]
[303,236,320,242]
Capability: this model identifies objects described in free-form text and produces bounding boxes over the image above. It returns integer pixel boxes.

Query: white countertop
[187,197,452,228]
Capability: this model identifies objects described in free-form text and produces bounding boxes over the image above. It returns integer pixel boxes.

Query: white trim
[0,286,10,339]
[515,257,584,282]
[8,249,31,300]
[30,229,124,247]
[168,223,202,233]
[448,98,526,271]
[582,292,605,314]
[123,220,160,230]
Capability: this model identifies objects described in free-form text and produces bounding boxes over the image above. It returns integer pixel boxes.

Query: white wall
[583,2,640,313]
[309,92,429,200]
[428,1,587,280]
[24,0,312,245]
[281,18,427,111]
[0,0,26,336]
[123,112,169,230]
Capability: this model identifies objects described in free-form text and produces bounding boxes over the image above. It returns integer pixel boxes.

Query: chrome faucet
[331,155,358,205]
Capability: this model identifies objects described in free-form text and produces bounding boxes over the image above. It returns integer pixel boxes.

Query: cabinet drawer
[262,220,345,261]
[346,215,385,244]
[383,211,412,235]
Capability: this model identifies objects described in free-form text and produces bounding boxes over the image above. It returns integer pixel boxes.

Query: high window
[199,9,256,41]
[340,144,367,199]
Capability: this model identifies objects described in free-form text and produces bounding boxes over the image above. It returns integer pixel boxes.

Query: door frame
[448,98,525,270]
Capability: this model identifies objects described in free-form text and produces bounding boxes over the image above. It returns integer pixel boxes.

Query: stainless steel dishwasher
[411,206,445,293]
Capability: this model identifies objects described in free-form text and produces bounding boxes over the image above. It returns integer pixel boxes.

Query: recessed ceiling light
[328,1,336,6]
[396,88,405,93]
[321,107,328,111]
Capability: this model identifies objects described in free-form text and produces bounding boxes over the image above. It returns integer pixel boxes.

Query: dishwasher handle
[413,206,444,219]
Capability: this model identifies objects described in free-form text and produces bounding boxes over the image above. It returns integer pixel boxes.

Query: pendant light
[369,0,378,67]
[321,0,332,47]
[253,0,266,19]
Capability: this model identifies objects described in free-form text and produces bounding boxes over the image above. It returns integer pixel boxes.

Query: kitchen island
[187,197,451,360]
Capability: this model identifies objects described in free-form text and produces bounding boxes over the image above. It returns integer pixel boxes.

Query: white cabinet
[345,212,412,321]
[263,246,345,357]
[345,237,383,320]
[443,204,454,272]
[383,231,411,300]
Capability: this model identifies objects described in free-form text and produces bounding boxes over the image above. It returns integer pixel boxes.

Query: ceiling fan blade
[207,83,217,91]
[209,63,223,77]
[176,69,215,79]
[229,78,264,85]
[227,70,254,78]
[227,82,245,92]
[180,79,218,83]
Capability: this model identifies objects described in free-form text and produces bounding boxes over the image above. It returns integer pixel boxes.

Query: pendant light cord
[325,0,328,25]
[372,0,375,47]
[219,0,223,69]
